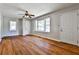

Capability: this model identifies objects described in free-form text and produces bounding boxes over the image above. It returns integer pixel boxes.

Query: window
[10,21,16,31]
[45,18,50,32]
[37,20,44,31]
[34,18,50,32]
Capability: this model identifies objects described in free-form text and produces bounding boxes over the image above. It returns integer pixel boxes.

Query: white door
[59,10,77,45]
[0,14,1,39]
[0,13,2,42]
[18,19,23,35]
[77,10,79,46]
[23,19,30,35]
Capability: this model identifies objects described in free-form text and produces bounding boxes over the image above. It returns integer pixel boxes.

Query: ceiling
[0,3,76,19]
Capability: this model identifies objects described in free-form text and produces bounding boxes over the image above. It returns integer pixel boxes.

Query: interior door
[77,10,79,46]
[18,19,23,35]
[0,14,1,39]
[59,10,77,45]
[23,19,30,35]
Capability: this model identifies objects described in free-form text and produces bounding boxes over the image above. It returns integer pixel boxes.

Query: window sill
[34,31,51,33]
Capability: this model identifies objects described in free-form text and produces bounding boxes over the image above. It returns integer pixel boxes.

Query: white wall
[1,15,31,38]
[1,16,20,37]
[31,4,79,45]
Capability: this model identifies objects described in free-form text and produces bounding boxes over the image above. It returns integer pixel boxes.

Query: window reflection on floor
[31,38,49,47]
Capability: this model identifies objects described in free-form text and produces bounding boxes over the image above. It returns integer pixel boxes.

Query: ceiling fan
[18,11,35,19]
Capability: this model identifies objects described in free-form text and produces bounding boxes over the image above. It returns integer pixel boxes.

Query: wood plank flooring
[0,35,79,55]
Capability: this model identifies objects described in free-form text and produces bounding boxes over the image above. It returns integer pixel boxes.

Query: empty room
[0,3,79,55]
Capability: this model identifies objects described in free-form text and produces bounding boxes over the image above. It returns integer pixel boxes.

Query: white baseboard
[32,34,61,42]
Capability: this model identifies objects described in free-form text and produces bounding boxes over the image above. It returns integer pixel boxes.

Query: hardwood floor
[0,35,79,55]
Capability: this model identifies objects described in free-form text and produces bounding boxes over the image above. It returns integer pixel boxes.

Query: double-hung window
[10,21,16,31]
[34,17,50,32]
[37,20,44,31]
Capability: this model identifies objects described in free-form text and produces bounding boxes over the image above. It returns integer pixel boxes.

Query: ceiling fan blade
[30,14,35,16]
